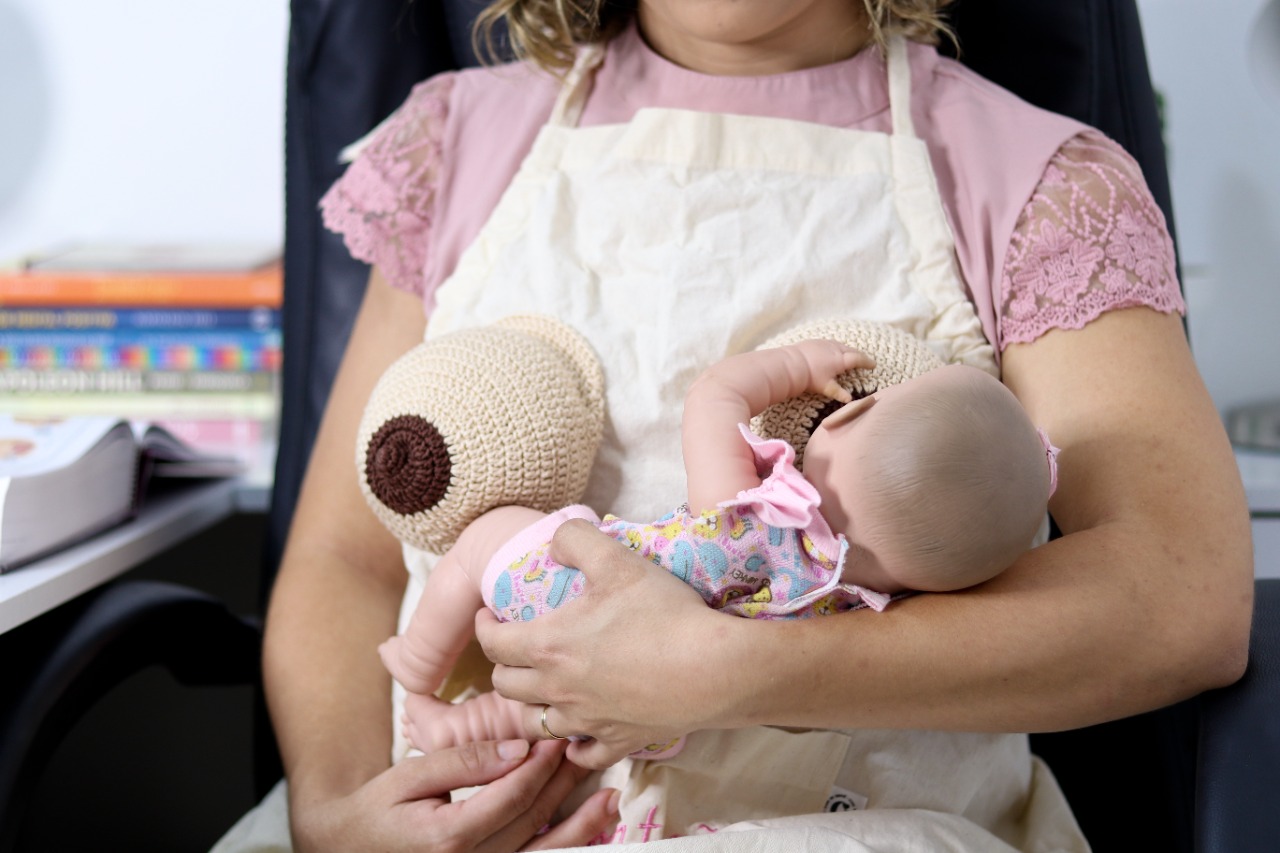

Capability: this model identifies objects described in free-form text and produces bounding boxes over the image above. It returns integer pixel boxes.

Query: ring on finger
[540,704,568,740]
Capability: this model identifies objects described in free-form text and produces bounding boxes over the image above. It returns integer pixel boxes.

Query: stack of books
[0,244,282,465]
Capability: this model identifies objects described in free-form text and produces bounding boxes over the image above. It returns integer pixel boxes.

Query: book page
[132,422,245,478]
[0,415,127,478]
[26,243,282,273]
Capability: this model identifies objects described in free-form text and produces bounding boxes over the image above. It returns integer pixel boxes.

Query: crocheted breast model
[356,315,605,554]
[750,319,946,470]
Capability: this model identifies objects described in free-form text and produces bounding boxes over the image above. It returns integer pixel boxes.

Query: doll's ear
[355,315,605,553]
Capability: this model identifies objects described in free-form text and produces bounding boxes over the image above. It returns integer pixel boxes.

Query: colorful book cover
[0,330,281,372]
[0,307,280,332]
[0,369,279,394]
[0,261,283,308]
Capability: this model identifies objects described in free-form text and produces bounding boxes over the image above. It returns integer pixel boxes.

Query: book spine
[0,329,280,347]
[0,307,280,331]
[0,264,283,308]
[0,392,278,419]
[0,331,282,371]
[0,369,278,394]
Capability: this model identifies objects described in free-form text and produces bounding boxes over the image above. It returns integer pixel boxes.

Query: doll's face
[637,0,871,75]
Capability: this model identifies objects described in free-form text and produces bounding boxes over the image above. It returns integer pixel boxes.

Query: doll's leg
[403,688,529,752]
[379,505,549,695]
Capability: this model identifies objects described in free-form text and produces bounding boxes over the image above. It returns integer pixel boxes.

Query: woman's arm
[478,307,1253,767]
[262,271,615,847]
[264,270,423,818]
[682,340,871,513]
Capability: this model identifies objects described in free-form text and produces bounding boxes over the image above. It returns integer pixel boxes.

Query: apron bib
[398,37,1084,851]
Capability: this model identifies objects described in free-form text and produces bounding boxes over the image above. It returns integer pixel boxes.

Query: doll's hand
[782,339,874,401]
[474,520,743,769]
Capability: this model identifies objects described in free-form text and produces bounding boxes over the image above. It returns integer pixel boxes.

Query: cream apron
[397,38,1087,852]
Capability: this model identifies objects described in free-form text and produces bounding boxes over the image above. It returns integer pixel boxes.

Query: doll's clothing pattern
[480,426,891,627]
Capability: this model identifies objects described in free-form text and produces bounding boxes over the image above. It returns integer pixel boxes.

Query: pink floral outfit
[481,426,891,627]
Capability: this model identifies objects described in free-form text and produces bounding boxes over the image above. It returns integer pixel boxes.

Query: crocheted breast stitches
[356,315,605,554]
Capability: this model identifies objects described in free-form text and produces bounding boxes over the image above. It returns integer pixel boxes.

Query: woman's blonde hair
[475,0,955,73]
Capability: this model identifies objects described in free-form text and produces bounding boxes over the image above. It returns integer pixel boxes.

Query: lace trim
[319,74,456,297]
[999,132,1185,348]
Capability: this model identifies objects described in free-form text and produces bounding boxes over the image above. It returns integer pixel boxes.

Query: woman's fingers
[545,518,637,583]
[567,737,635,771]
[522,787,621,851]
[474,607,539,670]
[468,740,608,852]
[389,739,534,804]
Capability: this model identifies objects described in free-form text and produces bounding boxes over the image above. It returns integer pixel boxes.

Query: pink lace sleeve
[999,132,1185,348]
[319,73,456,297]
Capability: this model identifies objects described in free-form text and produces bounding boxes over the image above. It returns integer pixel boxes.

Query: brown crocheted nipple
[810,385,876,436]
[365,415,452,515]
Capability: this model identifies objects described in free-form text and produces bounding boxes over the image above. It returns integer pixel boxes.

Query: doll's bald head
[805,364,1052,594]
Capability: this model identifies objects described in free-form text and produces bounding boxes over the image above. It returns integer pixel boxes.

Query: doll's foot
[403,692,456,752]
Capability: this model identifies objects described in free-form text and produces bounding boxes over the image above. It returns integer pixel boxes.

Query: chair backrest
[268,2,1185,841]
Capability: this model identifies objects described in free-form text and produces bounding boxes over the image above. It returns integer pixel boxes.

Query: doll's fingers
[842,349,876,370]
[821,379,853,403]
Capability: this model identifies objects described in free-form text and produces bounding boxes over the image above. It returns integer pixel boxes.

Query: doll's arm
[379,504,548,696]
[682,340,872,513]
[379,553,485,696]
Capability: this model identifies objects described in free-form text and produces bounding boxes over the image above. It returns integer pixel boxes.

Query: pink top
[321,23,1184,352]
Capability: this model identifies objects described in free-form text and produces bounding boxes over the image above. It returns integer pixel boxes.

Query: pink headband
[1037,428,1061,498]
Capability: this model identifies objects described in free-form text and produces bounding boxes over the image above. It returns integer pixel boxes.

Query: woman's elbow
[1183,555,1254,692]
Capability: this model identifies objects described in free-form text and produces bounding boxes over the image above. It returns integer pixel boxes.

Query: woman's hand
[291,739,619,852]
[475,520,744,769]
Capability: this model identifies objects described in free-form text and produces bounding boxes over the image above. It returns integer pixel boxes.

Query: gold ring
[540,705,567,740]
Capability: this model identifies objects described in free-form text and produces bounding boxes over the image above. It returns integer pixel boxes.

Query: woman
[245,0,1253,849]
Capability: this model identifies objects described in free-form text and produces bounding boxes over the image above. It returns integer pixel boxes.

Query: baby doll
[378,339,1060,757]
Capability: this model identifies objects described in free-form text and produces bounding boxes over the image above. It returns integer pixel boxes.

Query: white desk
[1238,448,1280,580]
[0,475,269,634]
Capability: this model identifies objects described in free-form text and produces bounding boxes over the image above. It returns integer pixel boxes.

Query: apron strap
[886,36,917,139]
[549,44,606,127]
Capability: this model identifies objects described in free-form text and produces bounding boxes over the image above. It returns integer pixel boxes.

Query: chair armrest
[1195,578,1280,852]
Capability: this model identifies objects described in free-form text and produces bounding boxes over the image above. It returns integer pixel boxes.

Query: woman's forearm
[481,309,1252,756]
[264,538,404,800]
[707,517,1250,734]
[704,309,1253,734]
[262,269,429,808]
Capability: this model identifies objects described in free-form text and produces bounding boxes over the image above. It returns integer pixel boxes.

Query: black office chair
[1,1,1276,851]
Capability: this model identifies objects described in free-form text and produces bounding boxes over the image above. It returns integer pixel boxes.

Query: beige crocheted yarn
[356,315,605,554]
[750,318,946,470]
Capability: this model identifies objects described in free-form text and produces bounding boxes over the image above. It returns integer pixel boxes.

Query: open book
[0,415,245,572]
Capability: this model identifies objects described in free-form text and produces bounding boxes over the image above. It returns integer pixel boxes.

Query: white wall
[1136,0,1280,414]
[0,0,288,263]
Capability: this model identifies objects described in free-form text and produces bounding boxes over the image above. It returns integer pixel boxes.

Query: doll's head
[803,364,1055,595]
